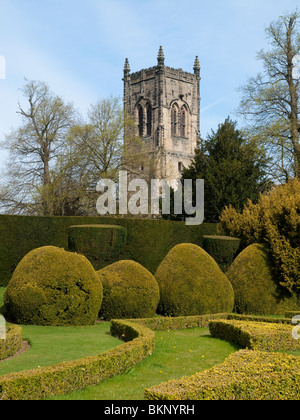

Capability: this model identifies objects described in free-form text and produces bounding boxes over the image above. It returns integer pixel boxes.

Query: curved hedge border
[3,314,299,400]
[0,320,155,400]
[145,318,300,400]
[145,349,300,400]
[227,313,293,325]
[0,325,22,361]
[128,314,230,331]
[209,319,300,352]
[0,314,229,400]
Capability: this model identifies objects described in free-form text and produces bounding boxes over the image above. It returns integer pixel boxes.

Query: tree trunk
[42,150,52,216]
[287,16,300,178]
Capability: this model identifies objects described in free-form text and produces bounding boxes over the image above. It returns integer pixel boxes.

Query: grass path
[47,327,240,400]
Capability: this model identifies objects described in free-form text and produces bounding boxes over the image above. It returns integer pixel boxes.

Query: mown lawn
[0,321,122,376]
[0,287,121,375]
[1,287,240,400]
[47,327,240,400]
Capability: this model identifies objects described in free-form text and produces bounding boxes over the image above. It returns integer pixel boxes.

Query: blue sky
[0,0,299,169]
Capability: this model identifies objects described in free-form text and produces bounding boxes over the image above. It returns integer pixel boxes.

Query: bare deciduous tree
[0,79,76,215]
[238,11,300,181]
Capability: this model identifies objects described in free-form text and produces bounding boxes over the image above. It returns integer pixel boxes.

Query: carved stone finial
[194,56,200,74]
[124,58,130,74]
[157,46,165,67]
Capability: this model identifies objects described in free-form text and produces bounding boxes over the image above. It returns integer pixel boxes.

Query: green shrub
[145,349,300,400]
[0,215,219,287]
[226,243,300,315]
[209,319,300,351]
[220,179,300,293]
[155,243,234,317]
[68,225,127,270]
[228,314,292,324]
[97,260,160,320]
[0,325,23,361]
[0,319,155,400]
[202,235,241,272]
[4,246,103,326]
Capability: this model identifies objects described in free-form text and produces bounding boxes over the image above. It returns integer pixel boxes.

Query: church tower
[123,46,201,180]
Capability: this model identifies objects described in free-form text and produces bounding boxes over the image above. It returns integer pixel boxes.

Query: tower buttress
[156,46,166,151]
[194,56,201,139]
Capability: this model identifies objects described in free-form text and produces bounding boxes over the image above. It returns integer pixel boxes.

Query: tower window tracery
[171,103,178,136]
[146,103,152,136]
[180,106,187,138]
[138,104,143,137]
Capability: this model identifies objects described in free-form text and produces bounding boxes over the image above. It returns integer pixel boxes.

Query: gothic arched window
[138,105,144,137]
[171,104,178,136]
[180,106,187,137]
[146,103,152,136]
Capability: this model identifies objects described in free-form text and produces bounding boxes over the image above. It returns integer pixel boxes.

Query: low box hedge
[209,319,300,352]
[0,325,22,361]
[145,349,300,400]
[0,320,155,400]
[227,313,292,325]
[128,313,230,331]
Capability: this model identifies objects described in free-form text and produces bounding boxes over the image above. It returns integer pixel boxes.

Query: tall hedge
[0,215,220,286]
[68,225,127,270]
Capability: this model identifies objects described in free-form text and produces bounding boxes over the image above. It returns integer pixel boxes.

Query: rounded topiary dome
[226,243,300,315]
[4,246,103,326]
[154,243,234,317]
[97,260,160,320]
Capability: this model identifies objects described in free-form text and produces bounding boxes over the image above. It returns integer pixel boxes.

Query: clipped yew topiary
[4,246,103,326]
[154,243,234,317]
[220,179,300,294]
[97,260,160,320]
[202,235,241,272]
[226,243,300,315]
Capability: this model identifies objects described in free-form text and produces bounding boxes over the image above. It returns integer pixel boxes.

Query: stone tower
[123,46,201,180]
